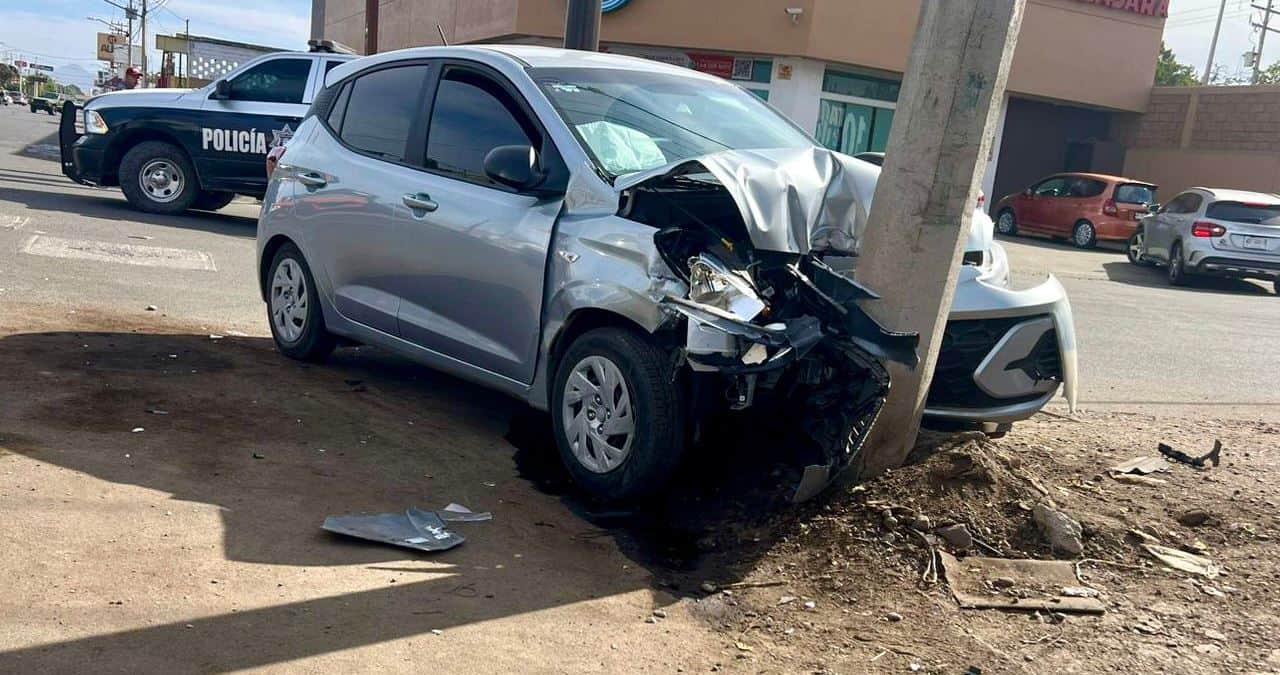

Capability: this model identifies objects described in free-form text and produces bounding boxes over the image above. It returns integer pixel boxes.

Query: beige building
[314,0,1167,202]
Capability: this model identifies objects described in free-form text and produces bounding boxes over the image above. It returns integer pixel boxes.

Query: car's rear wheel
[119,141,200,214]
[996,210,1018,236]
[267,243,335,362]
[1167,241,1190,286]
[1072,220,1097,249]
[1127,228,1150,266]
[192,190,236,212]
[551,327,685,503]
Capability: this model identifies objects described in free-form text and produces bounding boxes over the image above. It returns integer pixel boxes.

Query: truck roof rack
[308,39,356,55]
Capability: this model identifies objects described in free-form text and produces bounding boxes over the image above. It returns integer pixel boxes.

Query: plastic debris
[322,504,490,553]
[1157,440,1222,469]
[1109,456,1169,475]
[1143,544,1220,578]
[938,551,1105,614]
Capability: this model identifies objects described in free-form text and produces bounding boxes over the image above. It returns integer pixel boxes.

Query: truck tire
[551,327,685,502]
[119,141,200,215]
[266,242,335,362]
[193,190,237,212]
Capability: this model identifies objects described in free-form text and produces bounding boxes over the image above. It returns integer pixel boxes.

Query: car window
[1115,183,1156,205]
[1160,194,1186,214]
[326,81,352,133]
[227,58,312,104]
[1182,193,1204,214]
[1033,177,1068,197]
[1205,201,1280,224]
[339,65,429,162]
[425,67,538,187]
[1066,178,1106,198]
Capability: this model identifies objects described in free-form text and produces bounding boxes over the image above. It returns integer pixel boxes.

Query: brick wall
[1130,92,1188,148]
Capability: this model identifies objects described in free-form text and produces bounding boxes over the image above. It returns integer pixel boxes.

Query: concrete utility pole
[852,0,1026,475]
[140,0,148,84]
[1253,0,1278,83]
[363,0,378,55]
[564,0,602,51]
[1203,0,1228,85]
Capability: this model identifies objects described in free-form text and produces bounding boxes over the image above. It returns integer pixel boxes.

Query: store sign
[1074,0,1169,18]
[686,53,754,81]
[602,0,630,12]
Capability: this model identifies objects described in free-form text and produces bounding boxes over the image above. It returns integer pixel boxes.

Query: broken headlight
[687,254,764,321]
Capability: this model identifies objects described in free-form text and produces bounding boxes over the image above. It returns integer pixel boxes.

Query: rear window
[1115,183,1156,205]
[1205,201,1280,224]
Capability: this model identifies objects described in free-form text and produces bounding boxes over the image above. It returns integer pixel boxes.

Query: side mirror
[483,144,546,192]
[1148,203,1160,213]
[211,79,231,100]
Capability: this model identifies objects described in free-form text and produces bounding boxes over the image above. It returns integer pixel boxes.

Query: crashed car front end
[538,148,919,500]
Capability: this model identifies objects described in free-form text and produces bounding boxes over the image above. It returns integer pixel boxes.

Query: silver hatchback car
[1129,187,1280,293]
[257,45,1074,502]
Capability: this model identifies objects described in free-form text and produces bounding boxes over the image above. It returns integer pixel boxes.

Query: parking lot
[2,104,1278,673]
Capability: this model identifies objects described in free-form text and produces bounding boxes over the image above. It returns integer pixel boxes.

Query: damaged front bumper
[660,257,919,502]
[925,274,1078,424]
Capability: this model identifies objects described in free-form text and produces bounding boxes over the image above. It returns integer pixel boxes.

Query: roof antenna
[437,24,449,46]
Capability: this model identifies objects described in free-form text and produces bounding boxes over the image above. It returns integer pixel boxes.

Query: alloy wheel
[560,355,635,473]
[270,258,309,343]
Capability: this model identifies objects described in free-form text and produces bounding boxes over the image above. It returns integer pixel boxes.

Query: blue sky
[0,0,310,88]
[0,0,1270,90]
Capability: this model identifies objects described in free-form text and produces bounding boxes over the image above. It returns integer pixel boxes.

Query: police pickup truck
[60,42,355,214]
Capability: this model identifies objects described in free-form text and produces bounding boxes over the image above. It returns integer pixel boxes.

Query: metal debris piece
[1110,473,1167,487]
[1157,440,1222,469]
[322,507,469,553]
[437,503,492,522]
[1109,456,1169,475]
[1143,544,1219,578]
[938,551,1105,614]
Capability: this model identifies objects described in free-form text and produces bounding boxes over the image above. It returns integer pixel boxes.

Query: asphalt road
[1,105,1276,420]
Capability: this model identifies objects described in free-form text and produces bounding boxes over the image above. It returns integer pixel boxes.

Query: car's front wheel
[1072,220,1097,249]
[119,141,200,214]
[551,327,685,502]
[1127,228,1150,266]
[267,243,335,362]
[996,210,1018,236]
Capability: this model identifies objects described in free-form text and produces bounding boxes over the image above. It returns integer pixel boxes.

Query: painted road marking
[0,215,29,230]
[21,235,217,272]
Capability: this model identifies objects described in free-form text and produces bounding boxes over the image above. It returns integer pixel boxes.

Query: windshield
[531,67,813,179]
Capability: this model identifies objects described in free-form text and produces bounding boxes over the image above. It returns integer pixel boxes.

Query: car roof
[1188,187,1280,204]
[1046,172,1156,186]
[326,44,725,86]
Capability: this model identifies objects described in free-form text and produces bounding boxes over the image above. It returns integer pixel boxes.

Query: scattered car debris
[144,305,157,312]
[1108,455,1169,475]
[1032,499,1084,556]
[938,551,1105,614]
[1157,440,1222,469]
[1110,473,1167,487]
[322,505,484,553]
[130,427,144,433]
[1142,544,1219,578]
[145,408,168,415]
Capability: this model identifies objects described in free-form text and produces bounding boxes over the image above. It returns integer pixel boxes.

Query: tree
[1155,42,1198,86]
[0,63,17,88]
[1256,61,1280,85]
[65,84,84,97]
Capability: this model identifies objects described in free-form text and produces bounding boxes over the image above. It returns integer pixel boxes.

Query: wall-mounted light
[785,7,804,24]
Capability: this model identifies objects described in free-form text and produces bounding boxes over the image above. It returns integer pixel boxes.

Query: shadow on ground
[1101,261,1272,296]
[0,180,258,238]
[0,327,795,671]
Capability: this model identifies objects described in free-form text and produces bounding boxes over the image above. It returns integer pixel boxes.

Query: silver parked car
[1129,187,1280,293]
[257,45,1075,501]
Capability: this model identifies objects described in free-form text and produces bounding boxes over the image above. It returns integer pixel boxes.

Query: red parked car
[993,172,1158,248]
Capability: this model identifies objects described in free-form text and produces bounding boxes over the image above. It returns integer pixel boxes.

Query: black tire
[1072,220,1097,249]
[995,209,1018,236]
[266,243,335,362]
[1167,241,1190,286]
[119,141,200,214]
[192,190,236,212]
[550,327,685,502]
[1127,228,1150,266]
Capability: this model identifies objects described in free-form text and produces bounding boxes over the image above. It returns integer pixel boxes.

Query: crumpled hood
[615,147,879,255]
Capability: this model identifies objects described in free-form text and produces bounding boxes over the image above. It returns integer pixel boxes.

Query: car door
[1148,193,1189,260]
[199,55,317,193]
[1020,176,1068,231]
[393,62,564,385]
[287,62,435,336]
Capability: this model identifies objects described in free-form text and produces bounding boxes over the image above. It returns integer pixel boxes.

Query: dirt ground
[1,304,1278,674]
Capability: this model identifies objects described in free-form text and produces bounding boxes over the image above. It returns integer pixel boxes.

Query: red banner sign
[1075,0,1169,18]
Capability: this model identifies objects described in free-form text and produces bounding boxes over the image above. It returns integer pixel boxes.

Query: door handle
[296,171,327,188]
[402,193,438,212]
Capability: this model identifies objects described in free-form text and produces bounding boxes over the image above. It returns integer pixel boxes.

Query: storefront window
[749,59,773,84]
[815,99,894,155]
[821,69,900,102]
